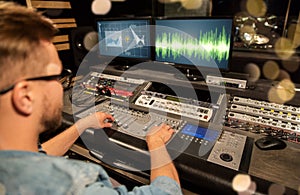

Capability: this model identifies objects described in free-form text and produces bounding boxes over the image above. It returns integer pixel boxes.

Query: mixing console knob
[220,153,233,162]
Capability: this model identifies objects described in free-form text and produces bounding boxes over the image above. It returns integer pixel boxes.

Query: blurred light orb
[244,63,261,82]
[246,0,267,17]
[232,174,252,192]
[263,60,280,80]
[276,79,295,102]
[91,0,111,15]
[276,69,291,81]
[268,86,285,104]
[83,31,99,51]
[268,183,286,195]
[181,0,203,9]
[282,55,300,73]
[274,37,295,60]
[287,23,300,49]
[238,182,257,195]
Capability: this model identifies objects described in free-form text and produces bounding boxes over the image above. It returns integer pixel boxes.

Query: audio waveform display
[156,26,230,62]
[155,18,233,70]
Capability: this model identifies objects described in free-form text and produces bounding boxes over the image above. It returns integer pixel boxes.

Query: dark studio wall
[70,0,153,27]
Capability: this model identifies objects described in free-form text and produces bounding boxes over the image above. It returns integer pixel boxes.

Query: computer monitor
[96,17,152,70]
[155,17,233,80]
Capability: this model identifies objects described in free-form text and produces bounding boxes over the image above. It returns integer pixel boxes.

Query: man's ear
[11,82,33,115]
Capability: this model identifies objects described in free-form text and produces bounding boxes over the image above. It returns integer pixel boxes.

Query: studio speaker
[70,26,98,68]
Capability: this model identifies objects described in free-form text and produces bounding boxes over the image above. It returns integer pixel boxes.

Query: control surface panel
[72,71,151,106]
[76,100,186,140]
[135,91,214,122]
[207,131,247,170]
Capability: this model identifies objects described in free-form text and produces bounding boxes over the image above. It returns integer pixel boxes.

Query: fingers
[104,113,114,122]
[147,123,175,143]
[160,123,174,134]
[95,112,114,128]
[161,124,174,142]
[149,123,172,133]
[93,112,175,143]
[146,123,175,150]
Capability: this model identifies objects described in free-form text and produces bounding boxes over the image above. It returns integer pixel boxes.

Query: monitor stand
[175,69,205,81]
[114,64,130,71]
[111,60,136,71]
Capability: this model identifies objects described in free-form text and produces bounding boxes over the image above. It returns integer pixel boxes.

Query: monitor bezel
[154,16,234,76]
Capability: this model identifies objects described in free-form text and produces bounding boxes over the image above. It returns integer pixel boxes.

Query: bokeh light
[181,0,203,10]
[244,63,261,82]
[246,0,267,18]
[232,174,252,192]
[282,55,300,73]
[276,69,291,81]
[268,183,286,195]
[263,60,280,80]
[287,22,300,49]
[238,181,257,195]
[275,79,296,102]
[91,0,111,15]
[268,86,285,104]
[268,79,295,104]
[274,37,295,60]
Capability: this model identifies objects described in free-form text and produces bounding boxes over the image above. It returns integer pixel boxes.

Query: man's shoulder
[0,151,110,194]
[0,150,105,177]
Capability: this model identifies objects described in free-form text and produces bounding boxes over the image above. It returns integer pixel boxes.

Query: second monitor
[155,17,234,81]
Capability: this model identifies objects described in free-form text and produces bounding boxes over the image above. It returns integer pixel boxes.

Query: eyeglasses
[0,69,73,95]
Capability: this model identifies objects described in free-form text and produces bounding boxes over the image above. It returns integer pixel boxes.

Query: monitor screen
[96,18,152,61]
[155,17,233,71]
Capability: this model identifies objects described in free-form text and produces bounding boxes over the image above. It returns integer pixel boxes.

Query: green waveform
[156,26,230,62]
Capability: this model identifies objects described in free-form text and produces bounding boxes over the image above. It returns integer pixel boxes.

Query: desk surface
[63,66,300,194]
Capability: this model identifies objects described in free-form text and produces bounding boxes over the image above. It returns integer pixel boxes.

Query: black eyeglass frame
[0,69,73,95]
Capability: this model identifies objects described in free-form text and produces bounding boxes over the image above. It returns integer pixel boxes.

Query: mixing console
[71,72,251,171]
[75,99,249,171]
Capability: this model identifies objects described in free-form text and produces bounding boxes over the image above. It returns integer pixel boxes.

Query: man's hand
[146,123,181,186]
[42,112,114,156]
[76,112,114,131]
[146,124,175,151]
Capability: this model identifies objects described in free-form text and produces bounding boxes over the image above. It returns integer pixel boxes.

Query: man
[0,2,182,194]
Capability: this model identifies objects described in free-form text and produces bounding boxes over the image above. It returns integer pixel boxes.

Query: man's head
[0,2,63,135]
